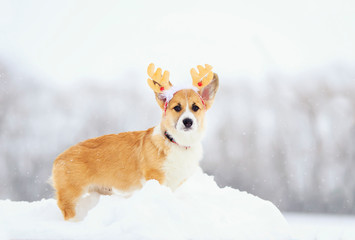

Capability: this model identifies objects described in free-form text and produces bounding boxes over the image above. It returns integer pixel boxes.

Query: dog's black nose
[183,118,193,128]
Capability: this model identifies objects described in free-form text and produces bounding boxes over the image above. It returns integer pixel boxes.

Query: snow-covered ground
[285,212,355,240]
[0,169,291,240]
[2,169,354,240]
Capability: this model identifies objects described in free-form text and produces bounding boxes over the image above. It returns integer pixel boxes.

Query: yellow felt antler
[190,64,213,90]
[147,63,171,93]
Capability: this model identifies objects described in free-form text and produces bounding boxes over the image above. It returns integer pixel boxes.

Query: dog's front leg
[143,168,165,184]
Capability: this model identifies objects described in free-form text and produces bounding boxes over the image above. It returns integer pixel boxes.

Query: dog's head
[147,63,219,147]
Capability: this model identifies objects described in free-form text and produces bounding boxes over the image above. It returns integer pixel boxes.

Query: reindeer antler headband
[147,63,214,113]
[147,63,172,93]
[190,64,214,89]
[147,63,213,93]
[147,63,214,114]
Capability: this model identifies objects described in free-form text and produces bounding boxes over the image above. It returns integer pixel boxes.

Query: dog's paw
[62,208,76,221]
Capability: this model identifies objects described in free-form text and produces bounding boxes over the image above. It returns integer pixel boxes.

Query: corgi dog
[52,63,219,220]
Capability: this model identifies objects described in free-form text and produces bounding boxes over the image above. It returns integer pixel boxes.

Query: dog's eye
[192,104,200,112]
[173,105,181,112]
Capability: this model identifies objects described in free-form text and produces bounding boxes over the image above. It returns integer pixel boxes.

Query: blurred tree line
[0,61,354,214]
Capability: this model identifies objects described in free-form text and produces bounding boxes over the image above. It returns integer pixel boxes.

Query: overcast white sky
[0,0,354,85]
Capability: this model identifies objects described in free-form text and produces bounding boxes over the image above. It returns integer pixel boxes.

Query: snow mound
[0,169,292,240]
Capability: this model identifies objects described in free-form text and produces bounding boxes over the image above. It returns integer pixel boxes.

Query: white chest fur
[162,143,203,191]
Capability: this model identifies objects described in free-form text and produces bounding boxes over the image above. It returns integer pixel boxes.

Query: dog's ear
[190,64,219,110]
[154,92,167,110]
[198,73,219,110]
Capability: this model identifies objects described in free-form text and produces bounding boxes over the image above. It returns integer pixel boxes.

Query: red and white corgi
[52,63,219,220]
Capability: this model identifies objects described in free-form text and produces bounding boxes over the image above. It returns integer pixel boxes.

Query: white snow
[285,213,355,240]
[0,169,291,240]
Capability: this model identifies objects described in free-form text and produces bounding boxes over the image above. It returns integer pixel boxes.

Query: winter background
[1,0,355,239]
